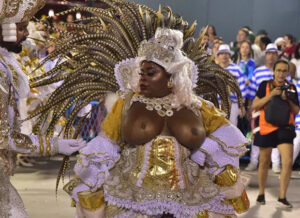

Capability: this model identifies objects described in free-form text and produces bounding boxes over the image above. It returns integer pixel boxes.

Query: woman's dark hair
[260,36,271,47]
[208,25,217,36]
[294,42,300,59]
[284,34,295,44]
[273,59,290,72]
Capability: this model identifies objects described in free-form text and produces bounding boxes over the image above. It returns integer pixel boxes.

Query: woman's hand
[270,87,282,97]
[252,87,282,111]
[57,138,86,155]
[281,90,287,100]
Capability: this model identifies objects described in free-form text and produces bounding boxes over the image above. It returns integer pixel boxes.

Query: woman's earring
[167,80,173,88]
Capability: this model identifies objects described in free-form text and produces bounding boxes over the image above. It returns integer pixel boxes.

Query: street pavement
[11,157,300,218]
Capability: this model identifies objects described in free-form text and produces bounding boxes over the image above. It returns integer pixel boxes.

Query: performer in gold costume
[29,1,250,217]
[0,1,86,217]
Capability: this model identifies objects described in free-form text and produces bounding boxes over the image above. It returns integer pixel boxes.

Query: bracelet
[46,136,51,156]
[52,138,59,155]
[38,132,44,156]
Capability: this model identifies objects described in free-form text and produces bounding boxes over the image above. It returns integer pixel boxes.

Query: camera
[280,83,297,101]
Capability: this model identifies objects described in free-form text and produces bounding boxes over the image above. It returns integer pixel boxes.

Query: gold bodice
[136,137,183,190]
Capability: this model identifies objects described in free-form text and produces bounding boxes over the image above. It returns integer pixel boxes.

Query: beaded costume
[29,0,250,217]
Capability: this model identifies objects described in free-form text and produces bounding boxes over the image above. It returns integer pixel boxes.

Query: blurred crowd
[201,25,300,174]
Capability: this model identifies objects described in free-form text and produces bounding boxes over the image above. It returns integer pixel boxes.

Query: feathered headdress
[29,0,242,137]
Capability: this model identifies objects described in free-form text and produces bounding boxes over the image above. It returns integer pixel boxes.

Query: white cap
[274,37,286,45]
[265,43,280,54]
[216,44,233,56]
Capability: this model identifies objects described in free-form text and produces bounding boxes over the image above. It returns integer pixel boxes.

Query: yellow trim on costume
[214,165,238,187]
[38,131,44,156]
[196,209,209,218]
[101,98,124,142]
[77,189,105,211]
[45,136,51,156]
[71,199,76,207]
[225,189,249,214]
[200,99,228,136]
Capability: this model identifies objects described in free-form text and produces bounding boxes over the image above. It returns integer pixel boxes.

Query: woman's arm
[251,87,282,110]
[287,100,300,114]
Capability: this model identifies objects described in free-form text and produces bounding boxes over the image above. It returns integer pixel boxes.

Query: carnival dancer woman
[61,28,249,218]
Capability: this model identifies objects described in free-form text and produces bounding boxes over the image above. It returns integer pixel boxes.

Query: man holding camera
[252,59,299,208]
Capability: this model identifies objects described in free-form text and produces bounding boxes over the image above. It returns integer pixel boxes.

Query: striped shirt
[247,66,273,100]
[247,65,291,100]
[295,80,300,130]
[225,63,247,102]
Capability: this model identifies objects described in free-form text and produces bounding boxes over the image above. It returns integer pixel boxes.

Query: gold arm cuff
[71,199,76,207]
[77,189,105,211]
[45,136,51,156]
[225,189,249,214]
[196,209,209,218]
[214,165,238,187]
[38,132,44,156]
[63,177,81,196]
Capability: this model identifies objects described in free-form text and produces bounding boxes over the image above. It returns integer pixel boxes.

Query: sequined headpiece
[0,0,45,24]
[115,28,199,93]
[0,0,45,42]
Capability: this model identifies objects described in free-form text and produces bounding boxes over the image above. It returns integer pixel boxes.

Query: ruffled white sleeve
[191,123,248,177]
[71,135,120,202]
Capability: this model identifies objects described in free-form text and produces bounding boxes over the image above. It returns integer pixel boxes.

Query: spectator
[66,14,75,31]
[288,62,297,84]
[231,28,249,63]
[252,35,271,67]
[216,44,246,126]
[255,36,272,67]
[242,26,255,44]
[274,37,287,59]
[66,14,74,23]
[207,25,217,49]
[245,44,283,173]
[211,37,223,64]
[283,34,296,60]
[293,79,300,169]
[252,34,264,67]
[236,40,256,85]
[200,32,210,54]
[291,42,300,80]
[252,59,299,208]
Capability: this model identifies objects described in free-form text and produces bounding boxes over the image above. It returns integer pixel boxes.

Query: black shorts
[254,125,296,148]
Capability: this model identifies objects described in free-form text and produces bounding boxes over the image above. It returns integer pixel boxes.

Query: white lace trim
[3,0,37,24]
[0,47,30,98]
[136,140,152,187]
